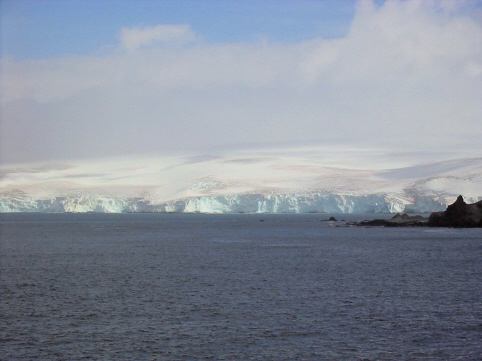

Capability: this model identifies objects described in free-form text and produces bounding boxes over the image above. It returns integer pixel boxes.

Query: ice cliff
[0,191,456,214]
[1,150,481,214]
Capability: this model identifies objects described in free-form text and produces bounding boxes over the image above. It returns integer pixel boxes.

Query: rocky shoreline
[356,213,429,227]
[355,196,482,228]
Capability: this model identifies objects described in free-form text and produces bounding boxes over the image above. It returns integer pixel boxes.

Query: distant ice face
[1,149,480,213]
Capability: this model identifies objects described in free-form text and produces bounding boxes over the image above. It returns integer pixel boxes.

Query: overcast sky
[1,0,481,165]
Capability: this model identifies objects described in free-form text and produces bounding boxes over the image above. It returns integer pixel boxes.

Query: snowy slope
[1,147,481,213]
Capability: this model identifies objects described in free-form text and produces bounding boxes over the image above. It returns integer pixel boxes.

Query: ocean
[1,213,481,360]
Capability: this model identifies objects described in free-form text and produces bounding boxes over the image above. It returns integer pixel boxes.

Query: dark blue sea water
[1,213,481,360]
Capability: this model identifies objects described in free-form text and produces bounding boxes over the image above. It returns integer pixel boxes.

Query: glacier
[0,192,447,214]
[1,149,481,214]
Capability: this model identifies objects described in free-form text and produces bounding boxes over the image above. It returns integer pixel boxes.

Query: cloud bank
[1,0,481,164]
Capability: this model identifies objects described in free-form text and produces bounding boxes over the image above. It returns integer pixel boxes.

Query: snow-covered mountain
[1,147,481,213]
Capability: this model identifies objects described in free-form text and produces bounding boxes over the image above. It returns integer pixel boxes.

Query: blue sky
[1,0,368,60]
[1,0,481,164]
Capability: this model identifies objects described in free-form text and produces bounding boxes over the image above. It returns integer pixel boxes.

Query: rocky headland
[428,195,482,228]
[356,196,482,228]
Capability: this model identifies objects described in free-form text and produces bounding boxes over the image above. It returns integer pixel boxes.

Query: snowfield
[1,147,481,213]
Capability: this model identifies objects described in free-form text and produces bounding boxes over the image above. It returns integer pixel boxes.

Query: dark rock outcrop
[353,196,482,228]
[320,217,338,222]
[357,213,428,227]
[428,195,482,228]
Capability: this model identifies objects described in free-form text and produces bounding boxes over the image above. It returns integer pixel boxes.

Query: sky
[1,0,481,165]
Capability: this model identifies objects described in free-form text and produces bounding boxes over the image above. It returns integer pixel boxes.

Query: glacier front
[1,148,481,213]
[0,192,448,214]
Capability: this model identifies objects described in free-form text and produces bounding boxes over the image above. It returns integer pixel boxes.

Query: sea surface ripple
[1,213,481,360]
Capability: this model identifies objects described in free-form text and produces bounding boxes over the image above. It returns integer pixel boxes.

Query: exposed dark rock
[357,213,428,227]
[428,195,482,228]
[353,197,482,228]
[320,217,338,222]
[392,213,425,220]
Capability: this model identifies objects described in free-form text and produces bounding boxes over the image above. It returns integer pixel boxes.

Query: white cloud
[1,0,481,163]
[119,24,197,50]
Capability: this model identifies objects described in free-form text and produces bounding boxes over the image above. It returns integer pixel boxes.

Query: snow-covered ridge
[1,148,481,213]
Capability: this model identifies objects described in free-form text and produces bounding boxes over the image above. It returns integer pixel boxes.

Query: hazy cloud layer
[1,0,481,164]
[120,24,197,51]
